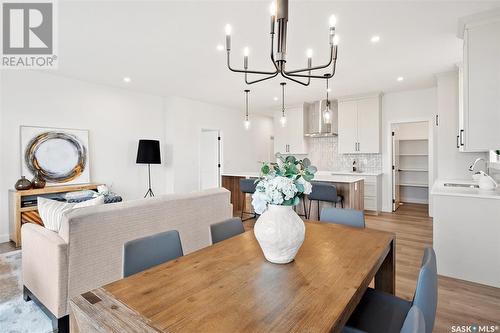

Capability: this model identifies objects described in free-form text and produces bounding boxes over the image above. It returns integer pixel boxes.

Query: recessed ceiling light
[273,97,278,101]
[216,44,224,51]
[123,77,131,83]
[370,35,380,43]
[397,76,404,82]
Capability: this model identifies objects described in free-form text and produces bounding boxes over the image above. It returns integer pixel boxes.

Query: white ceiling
[55,0,500,113]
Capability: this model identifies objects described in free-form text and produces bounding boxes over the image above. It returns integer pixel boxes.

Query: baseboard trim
[400,198,429,204]
[0,234,10,243]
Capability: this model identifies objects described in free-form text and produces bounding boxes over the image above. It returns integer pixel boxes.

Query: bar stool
[307,182,343,219]
[240,178,257,221]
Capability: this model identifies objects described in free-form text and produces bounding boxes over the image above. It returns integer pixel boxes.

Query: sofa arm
[22,223,69,318]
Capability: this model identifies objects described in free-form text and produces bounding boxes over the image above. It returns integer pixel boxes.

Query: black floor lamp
[136,140,161,197]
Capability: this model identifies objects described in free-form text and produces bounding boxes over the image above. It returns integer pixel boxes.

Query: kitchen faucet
[469,157,489,174]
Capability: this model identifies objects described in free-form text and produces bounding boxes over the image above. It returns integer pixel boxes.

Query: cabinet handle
[358,142,360,151]
[459,130,464,146]
[435,115,439,126]
[456,135,460,149]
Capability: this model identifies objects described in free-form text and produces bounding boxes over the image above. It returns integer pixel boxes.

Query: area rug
[0,250,54,333]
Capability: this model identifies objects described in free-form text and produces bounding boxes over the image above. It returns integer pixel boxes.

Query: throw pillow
[74,195,105,208]
[37,197,75,232]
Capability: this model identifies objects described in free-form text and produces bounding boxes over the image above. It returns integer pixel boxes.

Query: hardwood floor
[243,203,500,333]
[0,241,17,254]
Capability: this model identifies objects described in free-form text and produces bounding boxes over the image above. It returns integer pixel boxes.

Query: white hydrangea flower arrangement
[252,154,317,215]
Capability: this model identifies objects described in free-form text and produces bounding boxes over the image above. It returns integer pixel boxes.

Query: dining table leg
[374,239,395,295]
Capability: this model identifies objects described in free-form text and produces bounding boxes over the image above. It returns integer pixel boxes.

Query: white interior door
[200,130,220,190]
[392,130,401,211]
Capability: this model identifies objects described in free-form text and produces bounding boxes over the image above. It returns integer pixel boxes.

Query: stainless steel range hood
[304,99,338,137]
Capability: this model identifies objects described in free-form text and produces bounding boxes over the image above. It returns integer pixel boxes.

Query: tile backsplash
[305,136,382,173]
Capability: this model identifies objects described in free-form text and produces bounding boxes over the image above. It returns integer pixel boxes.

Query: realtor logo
[2,1,57,68]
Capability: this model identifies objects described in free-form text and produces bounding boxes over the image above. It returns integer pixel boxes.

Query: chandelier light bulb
[244,119,251,130]
[306,49,313,58]
[243,47,250,57]
[329,15,337,27]
[333,35,340,45]
[269,2,277,16]
[280,115,287,127]
[326,88,332,93]
[225,24,232,36]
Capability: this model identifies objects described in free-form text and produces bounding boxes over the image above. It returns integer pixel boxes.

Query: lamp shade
[136,140,161,164]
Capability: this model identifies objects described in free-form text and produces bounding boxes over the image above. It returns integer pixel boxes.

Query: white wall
[164,96,273,193]
[381,88,437,212]
[0,71,167,241]
[0,72,274,242]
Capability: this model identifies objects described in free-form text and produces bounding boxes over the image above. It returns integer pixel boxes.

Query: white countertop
[312,174,365,183]
[431,179,500,200]
[222,172,364,183]
[221,172,259,178]
[326,170,383,176]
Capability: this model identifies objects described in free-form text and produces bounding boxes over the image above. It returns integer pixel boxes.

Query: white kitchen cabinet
[273,105,306,155]
[338,94,381,154]
[338,100,358,153]
[458,13,500,151]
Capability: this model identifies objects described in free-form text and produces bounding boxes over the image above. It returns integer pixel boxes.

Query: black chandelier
[225,0,339,86]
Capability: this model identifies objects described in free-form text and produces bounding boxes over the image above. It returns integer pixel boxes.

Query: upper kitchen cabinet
[273,105,307,155]
[458,10,500,151]
[338,94,381,154]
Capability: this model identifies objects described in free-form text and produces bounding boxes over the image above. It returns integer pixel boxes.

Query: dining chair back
[123,230,183,277]
[400,306,426,333]
[320,207,365,228]
[411,247,437,333]
[210,217,245,244]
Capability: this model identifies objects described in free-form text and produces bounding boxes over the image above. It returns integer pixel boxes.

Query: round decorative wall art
[24,131,87,183]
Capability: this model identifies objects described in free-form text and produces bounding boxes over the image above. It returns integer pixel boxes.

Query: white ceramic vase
[253,204,305,264]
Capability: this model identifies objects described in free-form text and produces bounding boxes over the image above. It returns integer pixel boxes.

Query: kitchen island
[221,172,364,219]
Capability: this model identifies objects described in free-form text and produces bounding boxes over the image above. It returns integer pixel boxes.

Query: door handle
[456,135,460,149]
[459,130,464,146]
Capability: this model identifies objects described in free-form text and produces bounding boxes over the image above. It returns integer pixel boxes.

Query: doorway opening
[199,129,221,190]
[391,121,430,212]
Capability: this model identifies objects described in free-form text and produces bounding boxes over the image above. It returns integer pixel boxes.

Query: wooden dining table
[70,221,395,333]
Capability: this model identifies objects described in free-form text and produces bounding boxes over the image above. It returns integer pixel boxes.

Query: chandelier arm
[245,71,279,85]
[280,66,310,86]
[270,33,279,71]
[285,50,338,79]
[227,52,278,75]
[284,45,337,75]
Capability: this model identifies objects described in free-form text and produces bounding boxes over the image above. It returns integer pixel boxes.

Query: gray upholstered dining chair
[343,247,437,333]
[320,207,365,228]
[123,230,184,277]
[240,178,258,221]
[307,182,343,219]
[210,217,245,244]
[342,305,425,333]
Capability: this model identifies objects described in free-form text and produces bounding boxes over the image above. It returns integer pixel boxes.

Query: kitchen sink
[443,183,480,188]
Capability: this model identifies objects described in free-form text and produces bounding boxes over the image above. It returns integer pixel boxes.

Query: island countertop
[221,172,364,184]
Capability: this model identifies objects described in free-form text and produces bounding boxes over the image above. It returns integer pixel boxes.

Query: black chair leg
[317,200,320,221]
[308,199,312,220]
[240,193,245,219]
[303,198,307,219]
[341,200,344,208]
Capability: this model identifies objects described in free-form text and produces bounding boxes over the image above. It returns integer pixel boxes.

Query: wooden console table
[9,183,102,247]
